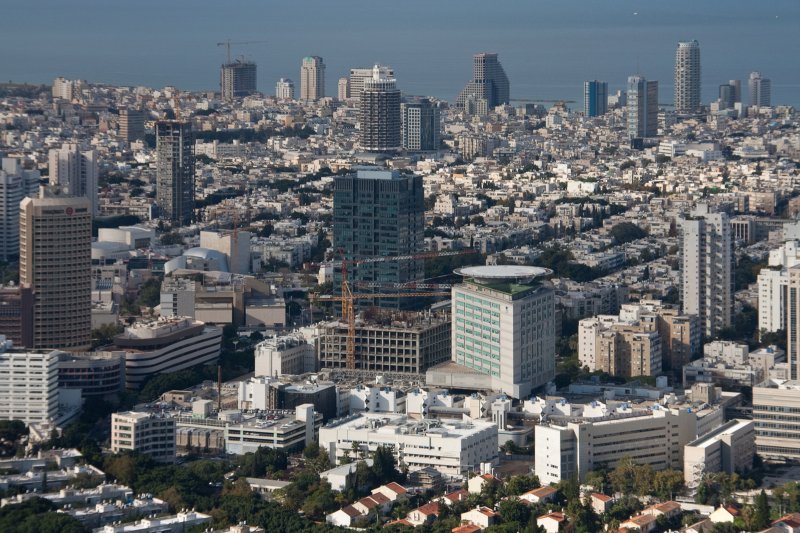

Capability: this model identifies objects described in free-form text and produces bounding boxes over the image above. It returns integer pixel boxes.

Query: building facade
[748,71,771,107]
[155,121,194,226]
[275,78,295,100]
[583,80,608,117]
[627,75,658,139]
[0,338,59,424]
[255,334,316,377]
[456,53,510,110]
[337,77,350,100]
[0,158,39,261]
[300,56,325,101]
[119,108,146,142]
[20,191,92,350]
[683,419,754,487]
[359,65,401,152]
[48,143,98,215]
[401,98,440,152]
[111,412,176,462]
[753,380,800,461]
[220,59,257,101]
[674,40,701,113]
[349,67,394,100]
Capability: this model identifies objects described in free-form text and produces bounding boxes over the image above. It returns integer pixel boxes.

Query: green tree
[652,469,684,500]
[497,499,531,524]
[753,489,770,529]
[371,445,399,484]
[610,222,647,244]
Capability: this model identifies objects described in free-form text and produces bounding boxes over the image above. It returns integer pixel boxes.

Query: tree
[566,497,600,533]
[610,222,647,244]
[504,474,540,496]
[497,499,531,525]
[371,445,399,484]
[652,469,684,500]
[753,489,770,530]
[136,277,162,308]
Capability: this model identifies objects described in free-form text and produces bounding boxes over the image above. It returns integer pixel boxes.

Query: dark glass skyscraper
[156,121,195,226]
[456,53,510,110]
[627,76,658,139]
[583,80,608,117]
[401,98,440,152]
[333,168,424,310]
[220,59,257,101]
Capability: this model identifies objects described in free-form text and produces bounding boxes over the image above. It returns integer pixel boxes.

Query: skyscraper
[275,78,295,100]
[119,108,146,142]
[0,158,39,261]
[748,71,772,107]
[337,77,350,100]
[333,168,424,310]
[679,205,733,338]
[718,84,736,110]
[786,266,800,379]
[20,189,92,350]
[349,67,394,100]
[300,56,325,101]
[359,65,401,152]
[220,59,257,101]
[627,75,659,139]
[674,40,701,113]
[48,143,98,215]
[401,98,440,152]
[156,121,195,226]
[456,53,510,110]
[583,80,608,117]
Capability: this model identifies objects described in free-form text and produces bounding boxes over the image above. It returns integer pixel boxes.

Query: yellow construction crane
[216,39,269,64]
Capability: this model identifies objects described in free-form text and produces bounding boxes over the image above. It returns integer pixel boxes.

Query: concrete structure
[199,230,251,274]
[255,334,316,377]
[758,241,800,336]
[0,338,59,424]
[584,80,608,117]
[683,419,755,487]
[300,56,325,101]
[110,412,176,462]
[48,143,98,216]
[349,67,394,100]
[456,53,510,110]
[401,98,440,152]
[319,413,497,478]
[155,121,194,226]
[753,380,800,461]
[57,351,126,397]
[93,510,210,533]
[0,158,39,261]
[333,168,424,309]
[451,265,555,398]
[237,377,337,421]
[674,40,701,113]
[220,59,257,101]
[119,108,146,142]
[748,71,771,108]
[680,205,733,338]
[275,78,294,100]
[337,77,350,100]
[112,317,222,388]
[0,286,33,347]
[627,75,658,139]
[786,266,800,380]
[359,65,401,152]
[20,190,92,350]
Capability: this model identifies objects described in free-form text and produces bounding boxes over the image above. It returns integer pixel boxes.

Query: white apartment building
[0,337,59,424]
[110,412,176,462]
[753,379,800,461]
[757,241,800,335]
[48,143,98,216]
[0,158,39,261]
[319,413,497,479]
[275,78,295,100]
[683,419,755,487]
[254,334,316,377]
[451,266,555,398]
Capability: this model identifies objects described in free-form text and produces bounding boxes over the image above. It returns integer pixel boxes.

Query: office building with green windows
[451,265,556,398]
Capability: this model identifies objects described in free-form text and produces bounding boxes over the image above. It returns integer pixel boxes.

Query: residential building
[110,412,176,462]
[456,53,510,110]
[20,190,92,350]
[583,80,608,117]
[748,71,771,107]
[359,65,401,152]
[319,413,498,478]
[757,241,800,335]
[753,379,800,461]
[0,286,33,347]
[48,143,98,215]
[0,158,39,261]
[220,59,257,101]
[93,510,210,533]
[155,120,194,226]
[538,512,567,533]
[337,77,350,100]
[627,75,658,139]
[300,56,325,101]
[674,40,701,113]
[461,506,499,529]
[349,67,394,100]
[275,78,294,100]
[683,419,755,487]
[119,108,146,142]
[0,337,59,424]
[450,265,555,398]
[401,98,440,152]
[788,266,800,380]
[111,317,222,388]
[254,334,316,377]
[680,205,733,338]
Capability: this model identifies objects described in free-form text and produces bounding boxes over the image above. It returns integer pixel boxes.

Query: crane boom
[216,39,269,64]
[353,281,454,290]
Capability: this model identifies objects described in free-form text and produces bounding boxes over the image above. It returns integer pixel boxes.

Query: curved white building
[113,317,222,388]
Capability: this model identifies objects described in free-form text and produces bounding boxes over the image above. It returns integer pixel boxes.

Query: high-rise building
[756,241,800,337]
[456,53,510,110]
[359,65,401,152]
[119,108,146,142]
[300,56,325,101]
[155,121,194,226]
[337,77,350,100]
[583,80,608,117]
[674,40,701,113]
[748,71,771,107]
[0,337,60,424]
[786,266,800,380]
[729,79,742,104]
[0,158,39,261]
[220,59,257,101]
[275,78,295,100]
[401,98,440,152]
[52,77,82,101]
[48,143,98,215]
[333,168,424,309]
[20,189,92,350]
[627,75,659,139]
[349,67,394,100]
[451,266,555,399]
[718,84,736,110]
[679,205,733,338]
[754,380,800,461]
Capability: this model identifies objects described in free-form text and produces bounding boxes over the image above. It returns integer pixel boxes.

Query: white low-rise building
[683,419,755,488]
[254,334,315,377]
[93,510,211,533]
[0,337,60,424]
[110,412,176,463]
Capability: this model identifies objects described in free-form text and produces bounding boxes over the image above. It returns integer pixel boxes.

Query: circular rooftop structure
[454,265,552,283]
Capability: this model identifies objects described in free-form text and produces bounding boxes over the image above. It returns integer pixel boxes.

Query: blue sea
[2,0,799,107]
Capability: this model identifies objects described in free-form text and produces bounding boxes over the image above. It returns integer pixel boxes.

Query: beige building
[753,379,800,461]
[20,190,92,350]
[111,412,176,462]
[683,419,755,487]
[300,56,325,101]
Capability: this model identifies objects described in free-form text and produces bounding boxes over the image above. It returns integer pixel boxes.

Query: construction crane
[314,249,477,370]
[216,39,269,64]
